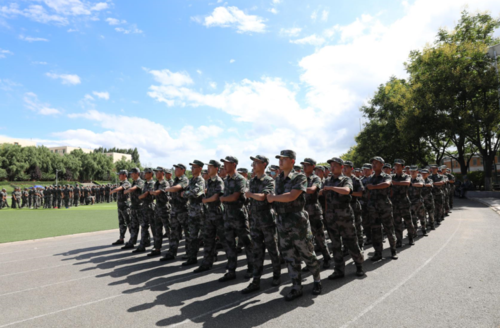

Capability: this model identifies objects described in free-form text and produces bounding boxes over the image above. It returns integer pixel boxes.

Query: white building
[48,146,93,155]
[0,136,37,147]
[104,152,132,163]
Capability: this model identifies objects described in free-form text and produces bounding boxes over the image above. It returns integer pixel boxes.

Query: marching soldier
[241,155,282,294]
[366,157,398,261]
[135,168,155,253]
[409,166,427,236]
[181,160,206,266]
[430,165,446,225]
[22,188,28,208]
[361,164,373,244]
[268,150,322,301]
[445,168,455,209]
[110,170,131,246]
[391,159,415,247]
[12,187,21,209]
[148,167,172,257]
[122,168,147,251]
[421,168,436,230]
[344,161,365,250]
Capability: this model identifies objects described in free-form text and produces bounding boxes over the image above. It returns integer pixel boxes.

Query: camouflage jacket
[130,178,145,210]
[142,178,155,208]
[171,175,189,211]
[361,175,372,205]
[205,175,224,214]
[430,174,445,196]
[274,170,307,214]
[117,180,131,207]
[13,191,21,200]
[223,173,247,210]
[350,175,364,204]
[83,188,90,198]
[323,174,353,212]
[421,177,434,200]
[391,173,411,208]
[183,176,205,203]
[304,173,321,206]
[249,174,275,227]
[366,172,392,207]
[154,179,171,207]
[409,176,425,202]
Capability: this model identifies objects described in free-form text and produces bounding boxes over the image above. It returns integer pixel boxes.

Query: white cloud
[46,72,81,85]
[19,34,49,42]
[92,91,109,100]
[279,27,301,37]
[115,24,142,34]
[202,6,266,33]
[290,34,325,46]
[268,8,278,14]
[32,61,47,65]
[310,11,317,21]
[0,79,22,91]
[196,70,202,75]
[229,59,235,63]
[209,82,217,89]
[321,9,329,22]
[67,28,78,32]
[23,92,61,115]
[106,17,125,25]
[0,48,13,58]
[145,68,193,87]
[90,2,108,11]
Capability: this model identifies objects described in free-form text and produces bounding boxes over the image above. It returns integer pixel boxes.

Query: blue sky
[1,0,499,168]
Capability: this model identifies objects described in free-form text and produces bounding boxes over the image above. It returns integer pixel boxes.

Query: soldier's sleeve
[343,177,354,191]
[404,174,411,183]
[187,177,205,197]
[358,178,365,192]
[179,176,189,190]
[158,180,168,191]
[123,181,131,190]
[311,175,321,189]
[235,175,246,193]
[383,174,392,183]
[291,174,307,192]
[262,177,275,195]
[135,179,145,193]
[215,178,224,195]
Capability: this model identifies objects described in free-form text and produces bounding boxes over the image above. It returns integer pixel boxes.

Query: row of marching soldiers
[108,151,454,302]
[3,184,119,209]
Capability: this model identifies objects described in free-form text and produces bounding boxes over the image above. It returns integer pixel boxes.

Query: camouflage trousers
[126,208,142,246]
[449,186,454,208]
[139,204,155,248]
[105,193,110,203]
[433,193,444,222]
[324,208,364,275]
[249,209,281,279]
[63,197,70,208]
[201,208,227,268]
[368,202,396,254]
[153,204,170,250]
[305,204,331,261]
[410,199,426,231]
[352,201,364,248]
[423,196,435,226]
[361,203,371,241]
[224,207,253,272]
[277,210,320,291]
[12,198,20,209]
[21,197,27,208]
[167,209,189,257]
[393,205,415,242]
[186,203,205,261]
[117,205,131,240]
[34,196,40,209]
[443,188,450,213]
[73,196,79,207]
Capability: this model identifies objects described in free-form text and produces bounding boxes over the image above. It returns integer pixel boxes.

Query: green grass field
[0,202,118,243]
[0,180,114,194]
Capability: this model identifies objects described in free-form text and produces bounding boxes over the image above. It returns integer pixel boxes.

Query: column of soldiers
[0,183,118,210]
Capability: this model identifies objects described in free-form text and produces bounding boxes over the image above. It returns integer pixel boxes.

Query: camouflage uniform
[430,172,445,224]
[139,177,155,249]
[274,169,320,291]
[126,178,144,247]
[391,173,416,243]
[105,185,111,203]
[349,173,365,249]
[56,187,63,208]
[409,174,426,234]
[442,173,450,214]
[304,172,331,263]
[21,189,28,208]
[83,187,91,206]
[183,174,206,261]
[248,174,281,280]
[117,180,131,240]
[0,190,6,209]
[323,172,364,276]
[361,174,372,242]
[200,174,226,268]
[152,177,171,251]
[421,176,435,228]
[223,172,254,273]
[367,171,397,256]
[73,186,80,207]
[33,189,40,209]
[12,190,21,209]
[28,188,34,208]
[446,172,455,209]
[165,174,189,258]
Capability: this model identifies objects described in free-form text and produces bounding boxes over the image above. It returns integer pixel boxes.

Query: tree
[131,147,140,166]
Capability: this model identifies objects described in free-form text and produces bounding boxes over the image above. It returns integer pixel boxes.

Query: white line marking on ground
[339,215,462,328]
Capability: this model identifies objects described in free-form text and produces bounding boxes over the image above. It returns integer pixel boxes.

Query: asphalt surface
[0,198,499,328]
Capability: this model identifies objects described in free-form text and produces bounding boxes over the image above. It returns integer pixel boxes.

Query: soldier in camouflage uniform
[439,166,450,217]
[122,168,146,250]
[28,187,34,208]
[56,186,63,208]
[361,164,373,244]
[344,161,365,249]
[180,160,206,266]
[12,188,21,209]
[268,150,321,301]
[33,187,40,209]
[149,167,171,257]
[194,160,228,273]
[105,184,111,203]
[408,166,428,237]
[218,156,254,282]
[366,156,398,261]
[420,169,436,230]
[73,184,80,207]
[322,157,365,280]
[110,170,131,246]
[430,165,446,225]
[300,158,331,268]
[391,159,415,247]
[21,188,28,208]
[160,164,190,261]
[240,155,282,294]
[0,188,6,209]
[445,168,455,209]
[383,163,392,175]
[134,168,155,253]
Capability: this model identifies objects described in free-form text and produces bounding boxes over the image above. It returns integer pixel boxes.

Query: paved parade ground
[0,198,499,328]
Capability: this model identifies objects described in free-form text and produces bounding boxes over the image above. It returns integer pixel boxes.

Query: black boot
[241,279,260,294]
[391,249,398,260]
[182,258,198,266]
[356,265,366,277]
[370,252,382,262]
[112,239,124,245]
[312,282,322,295]
[285,288,303,301]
